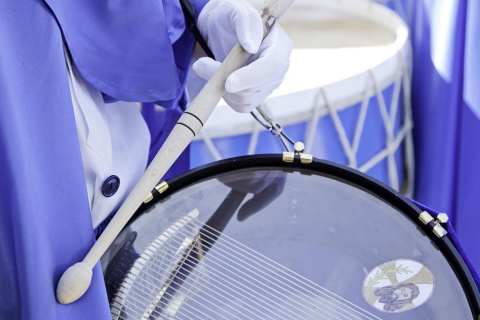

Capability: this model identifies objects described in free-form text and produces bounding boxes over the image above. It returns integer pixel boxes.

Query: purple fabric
[407,0,480,273]
[0,0,208,318]
[45,0,182,102]
[408,0,467,214]
[453,0,480,275]
[0,1,111,318]
[141,24,200,170]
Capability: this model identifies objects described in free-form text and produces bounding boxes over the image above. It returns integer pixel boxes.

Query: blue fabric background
[406,0,480,272]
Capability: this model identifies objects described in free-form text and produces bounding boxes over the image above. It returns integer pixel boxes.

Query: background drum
[102,155,480,319]
[188,0,414,195]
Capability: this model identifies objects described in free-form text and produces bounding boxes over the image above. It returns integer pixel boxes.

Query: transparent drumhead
[103,164,475,319]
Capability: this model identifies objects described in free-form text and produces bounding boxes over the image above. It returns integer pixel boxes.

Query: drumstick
[56,0,295,305]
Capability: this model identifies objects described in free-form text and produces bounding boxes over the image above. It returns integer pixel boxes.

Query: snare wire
[112,218,311,320]
[117,236,339,320]
[113,231,350,320]
[193,223,368,319]
[113,223,374,320]
[110,215,381,320]
[111,221,291,320]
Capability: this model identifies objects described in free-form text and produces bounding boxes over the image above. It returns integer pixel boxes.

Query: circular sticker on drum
[362,259,435,313]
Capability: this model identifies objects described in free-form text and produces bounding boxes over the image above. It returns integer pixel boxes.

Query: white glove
[193,0,293,113]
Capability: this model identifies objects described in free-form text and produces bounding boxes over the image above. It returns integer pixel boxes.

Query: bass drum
[101,155,480,319]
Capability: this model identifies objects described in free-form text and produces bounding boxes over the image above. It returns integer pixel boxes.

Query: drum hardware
[144,181,169,204]
[251,104,313,164]
[283,141,313,164]
[250,104,296,152]
[432,223,448,239]
[418,211,449,238]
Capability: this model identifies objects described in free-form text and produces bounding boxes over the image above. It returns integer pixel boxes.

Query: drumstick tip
[56,262,92,304]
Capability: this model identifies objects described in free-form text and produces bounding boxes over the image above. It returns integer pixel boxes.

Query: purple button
[101,175,120,197]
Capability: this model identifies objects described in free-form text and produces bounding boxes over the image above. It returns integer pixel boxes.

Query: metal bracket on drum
[144,181,169,204]
[251,104,313,164]
[282,141,313,164]
[418,211,449,238]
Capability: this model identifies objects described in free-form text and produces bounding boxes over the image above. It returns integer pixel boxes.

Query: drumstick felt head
[56,262,92,304]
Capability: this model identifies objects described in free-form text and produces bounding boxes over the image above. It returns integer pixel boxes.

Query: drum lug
[433,212,449,238]
[282,142,313,164]
[144,181,169,204]
[418,211,434,225]
[436,212,449,224]
[282,152,295,163]
[418,211,449,238]
[432,224,448,238]
[282,151,313,164]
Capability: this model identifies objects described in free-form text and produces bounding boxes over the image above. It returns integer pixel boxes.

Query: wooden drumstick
[56,0,294,305]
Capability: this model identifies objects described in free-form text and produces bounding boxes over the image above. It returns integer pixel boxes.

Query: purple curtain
[406,0,480,271]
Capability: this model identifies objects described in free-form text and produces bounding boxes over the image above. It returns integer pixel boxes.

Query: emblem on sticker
[362,259,435,313]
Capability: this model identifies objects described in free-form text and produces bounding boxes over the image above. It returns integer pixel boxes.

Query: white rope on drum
[352,85,373,157]
[358,122,409,174]
[369,69,400,191]
[320,88,358,169]
[303,89,326,156]
[280,66,406,192]
[308,58,413,193]
[197,131,223,161]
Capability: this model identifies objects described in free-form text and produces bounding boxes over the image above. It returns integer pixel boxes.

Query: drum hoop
[134,154,480,315]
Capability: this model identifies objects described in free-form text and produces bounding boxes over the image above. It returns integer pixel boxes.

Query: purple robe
[0,0,207,318]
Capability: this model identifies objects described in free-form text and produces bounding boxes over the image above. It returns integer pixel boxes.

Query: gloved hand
[193,0,293,113]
